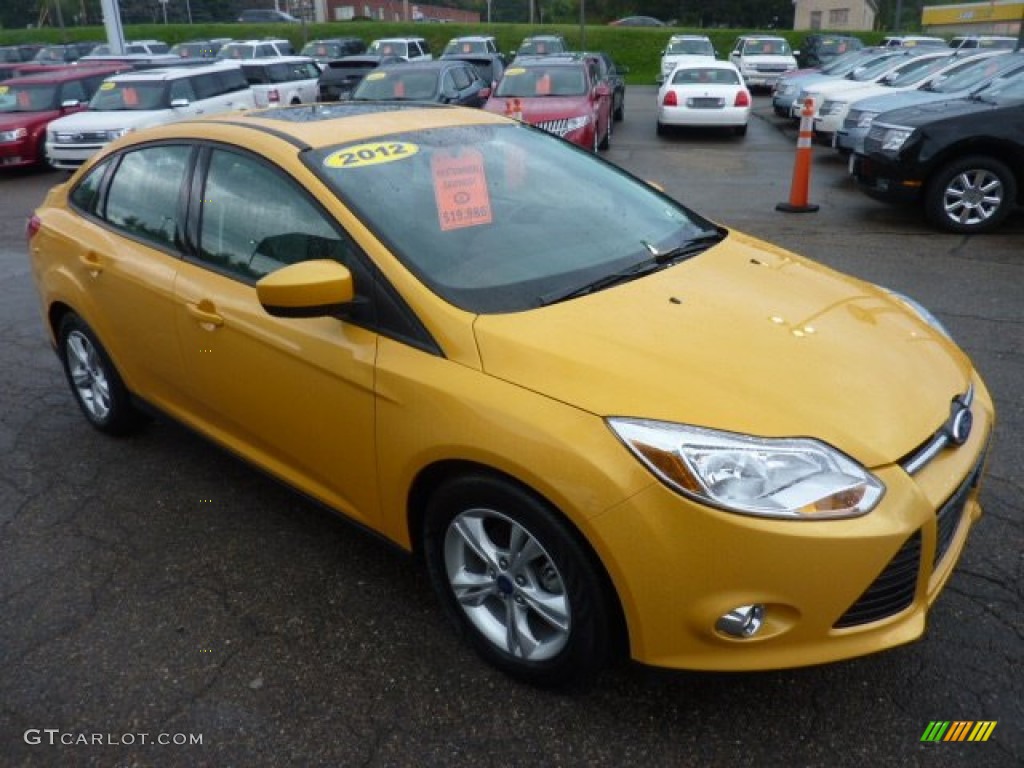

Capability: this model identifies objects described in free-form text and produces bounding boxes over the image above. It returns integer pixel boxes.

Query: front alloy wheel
[925,156,1016,234]
[444,508,570,662]
[424,475,616,686]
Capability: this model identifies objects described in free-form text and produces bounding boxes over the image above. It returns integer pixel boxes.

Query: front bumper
[45,141,104,171]
[587,377,993,671]
[851,152,925,206]
[0,136,40,167]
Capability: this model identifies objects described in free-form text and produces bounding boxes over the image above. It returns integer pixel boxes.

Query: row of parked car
[0,32,631,172]
[766,44,1023,233]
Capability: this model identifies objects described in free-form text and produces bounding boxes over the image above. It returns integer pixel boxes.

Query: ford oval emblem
[946,400,973,446]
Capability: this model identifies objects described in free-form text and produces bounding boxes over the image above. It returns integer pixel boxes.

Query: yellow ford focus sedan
[27,104,993,685]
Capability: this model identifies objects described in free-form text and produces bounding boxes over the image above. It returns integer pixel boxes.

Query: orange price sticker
[431,148,493,232]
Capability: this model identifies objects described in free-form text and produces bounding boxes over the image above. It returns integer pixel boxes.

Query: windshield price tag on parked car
[431,148,493,231]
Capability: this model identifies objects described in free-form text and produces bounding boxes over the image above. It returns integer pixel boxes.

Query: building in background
[322,0,478,22]
[922,1,1023,36]
[792,0,878,31]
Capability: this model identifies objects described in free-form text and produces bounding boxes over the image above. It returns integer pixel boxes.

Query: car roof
[669,34,711,40]
[134,103,508,152]
[240,55,316,66]
[107,61,242,81]
[1,65,124,85]
[373,37,426,43]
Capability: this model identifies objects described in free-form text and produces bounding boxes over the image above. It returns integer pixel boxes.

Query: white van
[46,62,254,171]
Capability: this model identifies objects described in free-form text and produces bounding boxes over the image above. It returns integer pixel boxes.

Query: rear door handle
[186,300,224,328]
[80,251,102,276]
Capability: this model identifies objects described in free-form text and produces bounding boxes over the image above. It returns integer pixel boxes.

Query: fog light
[716,604,765,638]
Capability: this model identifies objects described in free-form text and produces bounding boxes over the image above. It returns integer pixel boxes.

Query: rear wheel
[656,121,667,137]
[924,155,1016,234]
[423,475,616,687]
[599,117,611,150]
[58,314,142,435]
[614,92,624,121]
[734,124,748,137]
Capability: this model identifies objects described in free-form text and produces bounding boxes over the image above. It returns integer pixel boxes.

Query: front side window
[309,124,710,313]
[69,161,109,214]
[198,149,353,282]
[105,145,191,249]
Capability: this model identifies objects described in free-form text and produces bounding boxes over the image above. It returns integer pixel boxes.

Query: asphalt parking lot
[1,89,1021,767]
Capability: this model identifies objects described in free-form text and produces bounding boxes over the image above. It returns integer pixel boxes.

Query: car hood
[873,96,1006,127]
[0,110,58,130]
[48,109,172,132]
[486,96,591,121]
[472,231,971,467]
[851,88,955,113]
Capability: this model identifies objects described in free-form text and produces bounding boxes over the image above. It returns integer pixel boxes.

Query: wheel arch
[925,139,1024,205]
[406,458,630,659]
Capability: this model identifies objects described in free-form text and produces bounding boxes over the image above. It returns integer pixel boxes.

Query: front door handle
[186,300,224,328]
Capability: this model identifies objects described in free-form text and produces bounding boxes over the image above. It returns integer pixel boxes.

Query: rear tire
[924,155,1016,234]
[58,314,142,436]
[656,121,667,137]
[423,474,616,687]
[734,124,748,137]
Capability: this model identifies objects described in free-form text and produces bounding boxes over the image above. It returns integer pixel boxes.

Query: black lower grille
[934,463,981,568]
[834,532,920,628]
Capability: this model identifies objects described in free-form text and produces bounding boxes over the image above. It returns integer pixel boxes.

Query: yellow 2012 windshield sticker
[323,142,419,169]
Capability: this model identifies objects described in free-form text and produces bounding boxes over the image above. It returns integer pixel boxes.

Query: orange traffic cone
[776,97,820,213]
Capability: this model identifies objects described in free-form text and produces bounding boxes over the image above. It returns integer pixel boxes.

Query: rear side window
[105,145,191,249]
[69,162,108,214]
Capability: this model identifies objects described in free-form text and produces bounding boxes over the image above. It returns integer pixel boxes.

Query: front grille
[688,97,724,109]
[535,118,571,137]
[55,131,108,144]
[834,532,920,628]
[756,64,789,73]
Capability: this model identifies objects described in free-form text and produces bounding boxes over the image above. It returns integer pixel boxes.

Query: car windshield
[308,124,710,313]
[975,73,1024,103]
[445,40,488,55]
[820,50,879,75]
[850,55,908,81]
[884,54,954,87]
[925,54,1013,92]
[744,39,791,55]
[518,39,564,55]
[34,46,73,63]
[352,70,439,100]
[671,67,740,86]
[368,41,408,57]
[497,66,586,97]
[0,83,59,112]
[667,39,713,56]
[817,39,862,57]
[219,45,257,60]
[303,42,342,58]
[89,81,167,111]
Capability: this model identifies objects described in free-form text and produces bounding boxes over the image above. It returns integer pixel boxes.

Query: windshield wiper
[539,229,724,306]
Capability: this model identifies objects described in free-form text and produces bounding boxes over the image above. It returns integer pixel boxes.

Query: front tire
[58,313,141,435]
[423,475,616,687]
[924,155,1016,234]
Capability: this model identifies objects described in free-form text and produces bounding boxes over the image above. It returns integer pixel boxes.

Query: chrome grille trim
[901,384,973,475]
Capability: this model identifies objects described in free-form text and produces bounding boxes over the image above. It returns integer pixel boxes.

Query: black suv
[317,54,404,101]
[300,38,367,66]
[852,76,1024,233]
[797,35,864,69]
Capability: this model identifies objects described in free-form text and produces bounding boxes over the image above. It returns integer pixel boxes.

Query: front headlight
[562,115,591,134]
[855,110,878,128]
[0,127,27,142]
[608,419,884,520]
[106,127,132,140]
[880,125,914,153]
[884,289,953,341]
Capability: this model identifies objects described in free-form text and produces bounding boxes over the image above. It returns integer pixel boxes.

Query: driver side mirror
[257,259,355,318]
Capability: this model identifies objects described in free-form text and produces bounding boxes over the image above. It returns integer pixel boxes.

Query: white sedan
[657,60,751,137]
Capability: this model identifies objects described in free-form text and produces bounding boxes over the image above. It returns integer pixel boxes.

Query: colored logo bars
[921,721,997,742]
